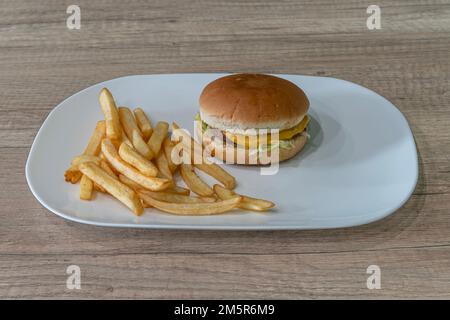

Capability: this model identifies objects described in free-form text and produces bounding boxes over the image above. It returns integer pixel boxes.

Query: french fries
[65,87,275,217]
[99,88,121,141]
[102,139,172,191]
[195,163,236,189]
[180,164,214,196]
[213,184,275,212]
[134,107,153,140]
[79,162,143,215]
[118,142,158,177]
[147,121,169,155]
[139,189,216,204]
[155,151,172,180]
[79,175,94,200]
[163,138,178,172]
[138,191,241,215]
[118,107,153,158]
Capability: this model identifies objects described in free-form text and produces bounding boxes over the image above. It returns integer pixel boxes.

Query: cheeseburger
[195,73,310,164]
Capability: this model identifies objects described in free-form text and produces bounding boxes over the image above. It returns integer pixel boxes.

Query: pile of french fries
[64,88,275,216]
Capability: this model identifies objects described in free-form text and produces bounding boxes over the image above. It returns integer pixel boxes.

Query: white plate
[26,74,418,230]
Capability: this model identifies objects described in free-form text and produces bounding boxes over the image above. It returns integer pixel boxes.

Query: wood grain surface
[1,0,449,299]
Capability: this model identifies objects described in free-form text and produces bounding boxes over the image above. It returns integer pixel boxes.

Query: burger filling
[195,113,309,150]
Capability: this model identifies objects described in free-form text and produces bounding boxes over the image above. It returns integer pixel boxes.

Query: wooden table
[1,0,449,299]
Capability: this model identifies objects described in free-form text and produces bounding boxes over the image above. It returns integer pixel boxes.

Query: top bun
[199,73,309,132]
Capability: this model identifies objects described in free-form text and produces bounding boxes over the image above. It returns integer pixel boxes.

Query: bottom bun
[196,124,307,165]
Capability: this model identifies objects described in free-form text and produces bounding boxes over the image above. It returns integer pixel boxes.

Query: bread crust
[199,74,309,131]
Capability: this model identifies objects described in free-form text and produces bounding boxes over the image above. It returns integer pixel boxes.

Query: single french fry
[180,164,214,196]
[119,174,191,200]
[134,107,153,140]
[79,174,94,200]
[138,191,241,215]
[118,142,158,177]
[163,138,178,172]
[79,162,143,215]
[71,155,101,168]
[65,156,99,184]
[93,182,107,193]
[139,189,216,204]
[64,168,82,183]
[118,107,153,158]
[119,175,200,210]
[99,88,121,141]
[155,151,172,180]
[213,184,275,212]
[118,174,143,191]
[147,121,169,155]
[101,156,121,176]
[166,185,190,196]
[101,139,172,191]
[119,126,133,147]
[84,121,106,156]
[100,159,118,179]
[195,163,236,189]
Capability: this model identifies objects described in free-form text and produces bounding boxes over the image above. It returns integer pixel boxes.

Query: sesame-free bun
[199,73,309,132]
[196,124,308,165]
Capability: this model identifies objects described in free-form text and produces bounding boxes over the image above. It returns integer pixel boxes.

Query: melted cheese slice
[225,115,309,148]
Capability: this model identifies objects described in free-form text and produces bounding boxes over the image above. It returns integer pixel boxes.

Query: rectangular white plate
[26,74,418,230]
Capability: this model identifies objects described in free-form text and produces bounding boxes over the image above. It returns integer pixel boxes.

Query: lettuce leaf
[194,113,209,132]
